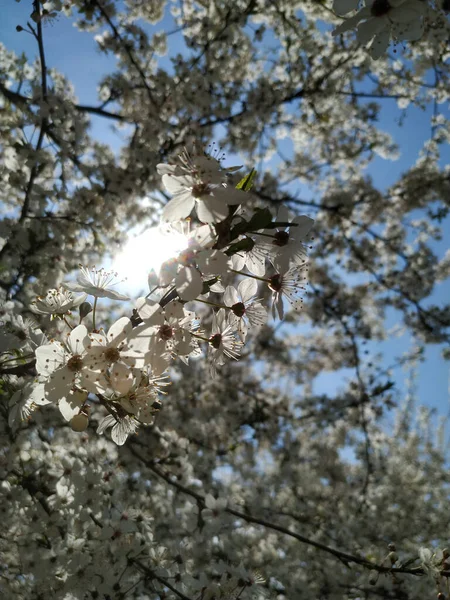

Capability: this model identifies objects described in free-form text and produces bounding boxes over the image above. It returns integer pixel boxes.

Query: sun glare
[111,226,188,295]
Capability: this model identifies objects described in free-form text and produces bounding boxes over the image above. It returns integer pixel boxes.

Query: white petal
[111,420,131,445]
[291,216,314,240]
[246,252,266,277]
[157,163,182,176]
[357,17,386,45]
[97,414,116,435]
[164,300,185,320]
[162,194,195,223]
[223,285,239,306]
[107,317,132,346]
[238,277,258,302]
[44,365,74,402]
[63,281,86,293]
[391,2,425,22]
[276,205,291,225]
[67,324,89,355]
[332,9,369,35]
[80,368,109,393]
[369,29,391,58]
[58,391,86,422]
[333,0,359,14]
[126,323,156,354]
[212,186,250,206]
[162,173,194,194]
[196,250,229,276]
[110,362,134,395]
[231,253,246,271]
[205,493,216,509]
[136,298,164,324]
[196,196,229,223]
[175,267,203,301]
[98,288,130,301]
[36,342,65,375]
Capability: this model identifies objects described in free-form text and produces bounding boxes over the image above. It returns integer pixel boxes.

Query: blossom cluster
[2,148,314,445]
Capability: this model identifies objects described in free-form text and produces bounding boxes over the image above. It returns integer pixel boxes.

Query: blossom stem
[92,297,98,330]
[63,316,74,330]
[191,333,211,343]
[249,231,276,238]
[230,269,269,283]
[146,285,160,299]
[196,298,228,310]
[0,353,35,366]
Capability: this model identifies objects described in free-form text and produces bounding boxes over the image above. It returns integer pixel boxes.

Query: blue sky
[2,2,449,419]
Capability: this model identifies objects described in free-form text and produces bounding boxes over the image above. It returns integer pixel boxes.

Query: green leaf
[247,208,273,231]
[225,237,255,256]
[236,168,257,192]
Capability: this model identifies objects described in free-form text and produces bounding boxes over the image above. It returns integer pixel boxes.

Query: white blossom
[63,266,129,301]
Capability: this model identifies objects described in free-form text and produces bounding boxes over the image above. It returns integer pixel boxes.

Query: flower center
[231,302,246,318]
[159,324,174,340]
[273,231,290,247]
[191,182,211,198]
[67,355,84,372]
[209,333,222,349]
[104,347,121,363]
[268,274,283,293]
[370,0,392,17]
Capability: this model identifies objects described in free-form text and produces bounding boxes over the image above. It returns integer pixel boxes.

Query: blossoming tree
[0,1,449,599]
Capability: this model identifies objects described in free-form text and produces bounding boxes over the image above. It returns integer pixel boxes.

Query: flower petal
[333,0,359,14]
[196,195,229,223]
[162,194,195,223]
[175,267,203,301]
[238,277,258,302]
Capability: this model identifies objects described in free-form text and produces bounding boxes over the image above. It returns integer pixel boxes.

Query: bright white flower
[63,265,129,301]
[268,264,309,319]
[333,0,426,59]
[161,172,250,224]
[201,493,228,520]
[257,207,314,271]
[97,413,138,445]
[116,384,161,424]
[157,146,241,185]
[84,317,154,394]
[208,309,243,374]
[159,246,230,301]
[35,325,99,410]
[30,287,87,317]
[230,238,268,277]
[8,381,51,428]
[419,547,445,576]
[0,314,46,355]
[223,279,267,340]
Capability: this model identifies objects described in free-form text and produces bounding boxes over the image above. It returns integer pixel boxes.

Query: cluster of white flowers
[332,0,449,59]
[3,148,314,445]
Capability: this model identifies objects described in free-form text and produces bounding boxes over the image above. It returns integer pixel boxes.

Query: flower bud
[70,412,89,432]
[79,301,93,320]
[388,551,398,564]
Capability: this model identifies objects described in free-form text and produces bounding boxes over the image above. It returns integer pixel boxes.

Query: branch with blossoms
[2,147,314,445]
